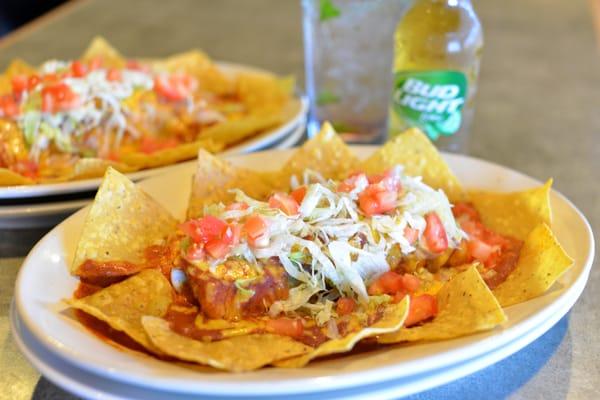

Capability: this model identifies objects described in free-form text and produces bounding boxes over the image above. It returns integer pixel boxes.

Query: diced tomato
[368,271,403,295]
[392,291,407,304]
[180,216,227,243]
[367,280,385,296]
[373,190,397,209]
[139,136,180,154]
[244,214,269,247]
[42,73,60,83]
[337,172,367,192]
[10,159,38,179]
[154,73,198,101]
[358,194,381,216]
[106,151,120,161]
[198,216,229,242]
[358,184,398,216]
[268,192,300,215]
[180,220,203,243]
[0,95,19,118]
[71,60,87,77]
[225,202,249,211]
[126,59,148,71]
[423,213,448,253]
[186,242,205,260]
[368,169,402,192]
[336,297,356,316]
[265,317,304,338]
[405,294,438,327]
[41,83,79,113]
[27,75,41,90]
[453,201,523,288]
[88,57,103,70]
[11,75,28,96]
[401,274,421,293]
[452,202,480,221]
[290,186,307,204]
[180,216,237,259]
[467,238,500,266]
[368,271,421,297]
[106,68,122,81]
[204,239,231,259]
[403,226,419,245]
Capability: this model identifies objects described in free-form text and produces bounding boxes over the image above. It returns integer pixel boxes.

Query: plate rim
[13,149,595,395]
[9,280,581,400]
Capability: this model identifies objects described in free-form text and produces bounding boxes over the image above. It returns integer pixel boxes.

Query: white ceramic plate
[0,199,89,229]
[14,149,595,397]
[10,279,580,400]
[0,61,308,200]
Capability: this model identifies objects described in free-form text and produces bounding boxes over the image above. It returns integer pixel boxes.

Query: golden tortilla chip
[194,316,260,339]
[198,113,284,147]
[80,36,125,68]
[236,71,294,113]
[142,316,311,372]
[67,269,172,353]
[159,50,213,73]
[378,266,506,344]
[71,167,177,274]
[0,168,33,186]
[69,158,139,181]
[280,122,360,185]
[361,128,465,202]
[468,179,553,241]
[118,139,222,170]
[187,149,275,218]
[493,223,573,307]
[0,59,36,94]
[274,297,409,368]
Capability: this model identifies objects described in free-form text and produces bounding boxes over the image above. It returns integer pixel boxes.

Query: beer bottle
[389,0,483,153]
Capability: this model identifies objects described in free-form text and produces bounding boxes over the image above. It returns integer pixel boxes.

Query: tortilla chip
[493,223,573,307]
[118,139,222,170]
[80,36,125,68]
[280,122,360,185]
[194,316,260,339]
[0,59,36,94]
[236,71,294,113]
[142,316,311,372]
[71,167,177,274]
[0,168,33,186]
[68,158,139,181]
[187,149,276,218]
[151,50,235,95]
[378,266,506,344]
[198,113,283,146]
[67,269,172,353]
[468,179,553,241]
[361,128,465,202]
[160,50,213,73]
[274,297,409,368]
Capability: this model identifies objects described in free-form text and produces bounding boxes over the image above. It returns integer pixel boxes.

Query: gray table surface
[1,0,598,399]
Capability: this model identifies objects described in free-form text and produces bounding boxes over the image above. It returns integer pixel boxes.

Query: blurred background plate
[0,117,306,229]
[0,63,308,201]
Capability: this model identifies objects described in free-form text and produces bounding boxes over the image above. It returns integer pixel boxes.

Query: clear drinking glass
[302,0,412,143]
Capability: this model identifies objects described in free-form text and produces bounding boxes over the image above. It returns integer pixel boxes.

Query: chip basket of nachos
[0,37,303,188]
[14,123,592,394]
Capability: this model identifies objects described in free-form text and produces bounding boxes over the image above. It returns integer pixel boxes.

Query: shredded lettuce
[211,166,464,316]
